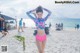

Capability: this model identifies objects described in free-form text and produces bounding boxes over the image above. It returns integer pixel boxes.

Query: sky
[0,0,80,19]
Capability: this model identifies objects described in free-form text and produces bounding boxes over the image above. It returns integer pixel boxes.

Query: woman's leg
[42,40,46,53]
[18,27,20,32]
[36,40,43,53]
[1,31,7,36]
[4,32,7,35]
[21,27,24,32]
[1,31,4,34]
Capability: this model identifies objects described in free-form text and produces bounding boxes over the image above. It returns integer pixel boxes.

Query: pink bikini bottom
[36,34,47,42]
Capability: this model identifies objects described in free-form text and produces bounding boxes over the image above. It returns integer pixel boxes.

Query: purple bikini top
[27,8,51,30]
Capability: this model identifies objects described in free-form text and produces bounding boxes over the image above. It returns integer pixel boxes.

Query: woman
[27,6,51,53]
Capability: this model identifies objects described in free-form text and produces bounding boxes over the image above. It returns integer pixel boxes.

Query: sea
[50,18,80,29]
[17,18,80,29]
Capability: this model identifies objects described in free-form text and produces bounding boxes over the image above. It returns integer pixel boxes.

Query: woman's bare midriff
[37,29,45,35]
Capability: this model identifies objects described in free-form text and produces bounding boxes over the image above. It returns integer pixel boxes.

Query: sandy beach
[0,28,80,53]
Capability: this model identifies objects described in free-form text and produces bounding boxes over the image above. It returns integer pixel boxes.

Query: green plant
[14,35,26,51]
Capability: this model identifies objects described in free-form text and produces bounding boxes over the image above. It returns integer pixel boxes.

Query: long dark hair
[36,6,43,13]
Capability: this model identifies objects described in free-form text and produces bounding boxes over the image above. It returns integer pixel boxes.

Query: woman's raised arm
[43,8,51,21]
[26,9,36,21]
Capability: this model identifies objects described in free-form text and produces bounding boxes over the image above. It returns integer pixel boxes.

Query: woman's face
[36,12,43,18]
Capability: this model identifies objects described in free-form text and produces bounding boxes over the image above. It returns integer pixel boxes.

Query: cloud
[0,0,80,19]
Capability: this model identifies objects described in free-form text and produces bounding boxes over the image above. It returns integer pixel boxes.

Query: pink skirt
[36,34,47,42]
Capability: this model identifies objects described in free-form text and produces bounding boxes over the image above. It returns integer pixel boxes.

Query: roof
[0,18,4,20]
[0,14,15,20]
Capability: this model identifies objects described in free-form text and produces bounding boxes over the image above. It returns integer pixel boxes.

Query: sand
[0,28,80,53]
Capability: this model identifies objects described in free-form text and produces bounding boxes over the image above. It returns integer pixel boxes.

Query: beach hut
[0,14,16,30]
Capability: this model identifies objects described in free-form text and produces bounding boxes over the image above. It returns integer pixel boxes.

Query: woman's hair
[36,6,43,13]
